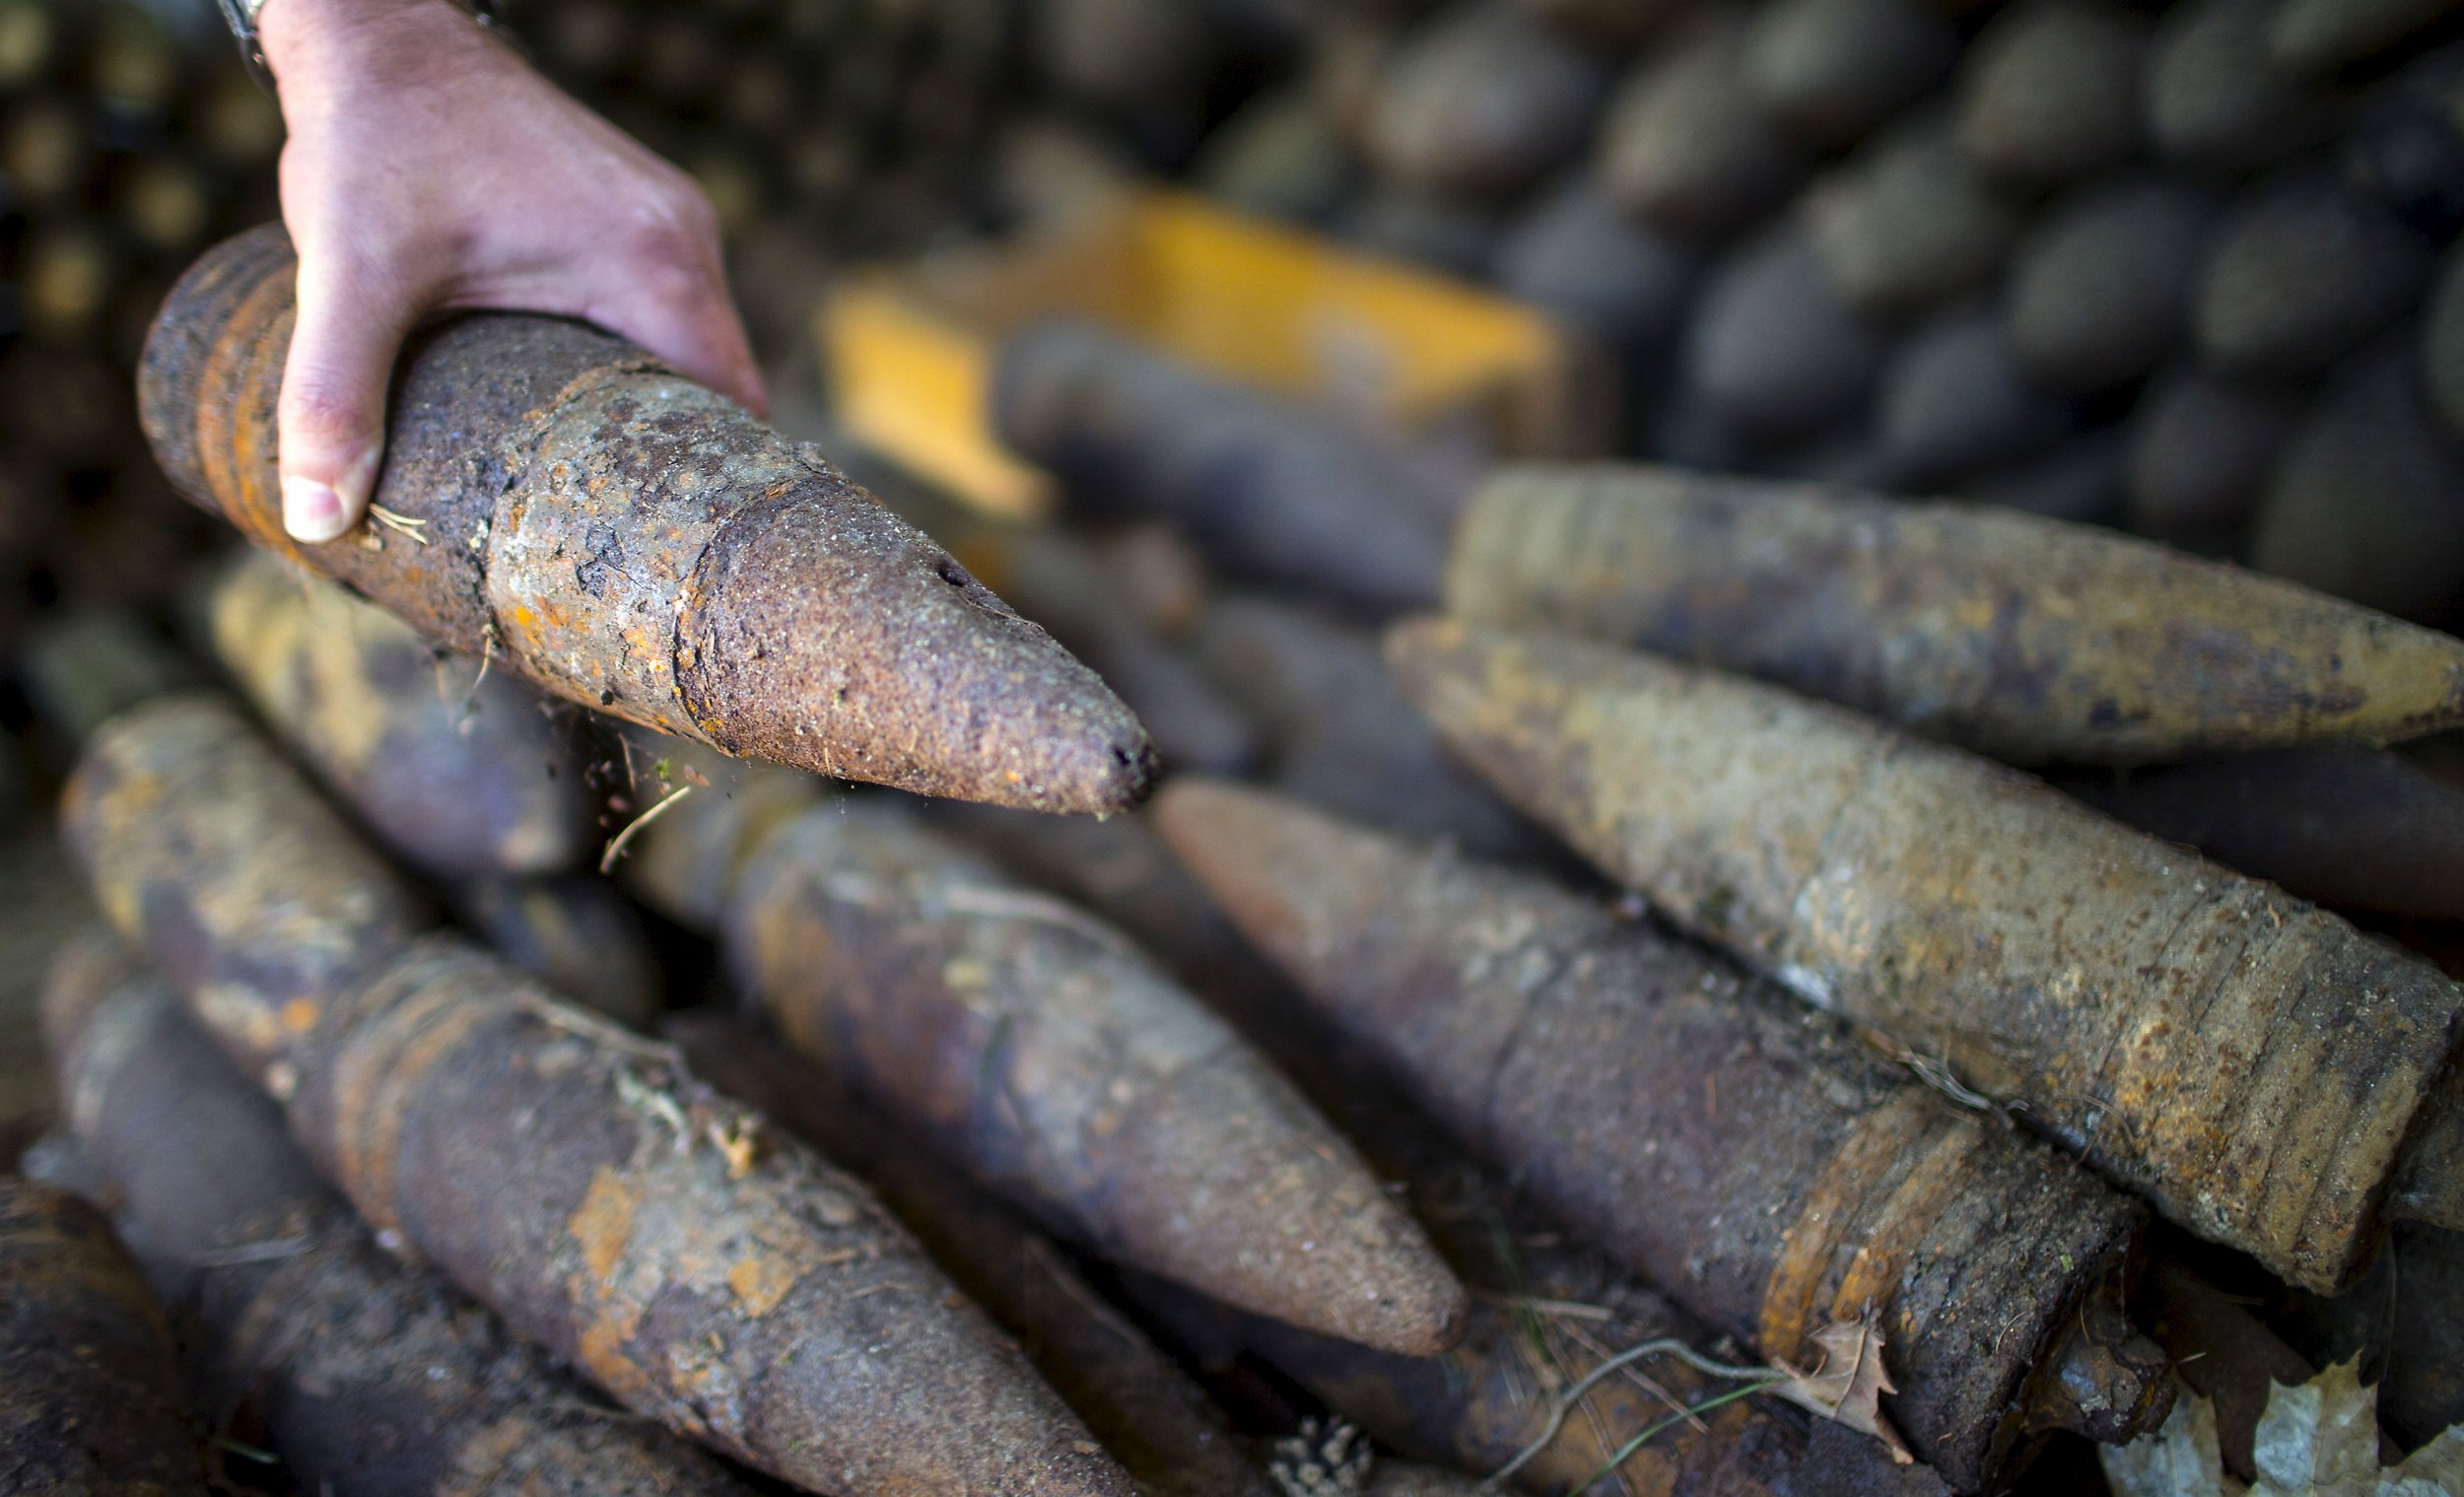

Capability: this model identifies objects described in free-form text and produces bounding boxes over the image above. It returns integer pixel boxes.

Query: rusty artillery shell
[1683,221,1890,442]
[1156,781,2167,1488]
[452,874,661,1028]
[1599,13,1808,239]
[139,226,1156,815]
[2194,171,2434,380]
[669,1013,1269,1497]
[1877,306,2070,486]
[41,932,759,1497]
[1954,0,2150,190]
[285,936,1133,1495]
[1387,619,2464,1291]
[2005,176,2217,394]
[2269,0,2457,74]
[61,694,1142,1497]
[1445,462,2464,763]
[2251,339,2464,625]
[1365,2,1612,199]
[2148,0,2347,172]
[991,318,1449,614]
[0,1177,201,1495]
[208,550,592,879]
[1741,0,1958,151]
[2123,366,2297,551]
[1806,109,2023,319]
[724,795,1470,1356]
[1190,591,1547,863]
[2062,745,2464,921]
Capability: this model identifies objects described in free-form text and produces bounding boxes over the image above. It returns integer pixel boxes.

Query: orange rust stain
[332,984,486,1237]
[1757,1090,1935,1361]
[280,997,320,1035]
[576,1316,652,1404]
[569,1168,643,1286]
[438,1414,533,1497]
[1826,1119,1977,1327]
[194,260,303,554]
[725,1253,801,1318]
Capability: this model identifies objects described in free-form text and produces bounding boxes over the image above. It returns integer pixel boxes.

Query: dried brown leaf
[1770,1317,1915,1464]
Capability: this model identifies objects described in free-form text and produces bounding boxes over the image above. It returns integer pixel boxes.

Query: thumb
[277,249,418,544]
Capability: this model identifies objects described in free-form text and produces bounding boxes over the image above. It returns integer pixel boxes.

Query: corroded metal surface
[724,797,1469,1357]
[941,803,1975,1494]
[140,226,1154,814]
[43,931,758,1497]
[62,692,427,1089]
[1156,781,2164,1490]
[1446,464,2464,765]
[0,1177,201,1496]
[288,937,1134,1497]
[671,1014,1268,1497]
[58,695,1140,1497]
[1390,620,2464,1293]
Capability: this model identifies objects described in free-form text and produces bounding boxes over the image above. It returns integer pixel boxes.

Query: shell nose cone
[678,479,1159,815]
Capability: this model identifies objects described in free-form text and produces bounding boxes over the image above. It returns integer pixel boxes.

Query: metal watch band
[219,0,502,92]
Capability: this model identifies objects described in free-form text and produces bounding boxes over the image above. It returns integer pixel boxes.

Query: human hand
[259,0,767,543]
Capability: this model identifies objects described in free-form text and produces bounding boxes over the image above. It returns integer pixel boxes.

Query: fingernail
[342,447,382,511]
[283,478,349,543]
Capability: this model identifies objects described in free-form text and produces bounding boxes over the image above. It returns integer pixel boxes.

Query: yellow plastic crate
[822,187,1590,520]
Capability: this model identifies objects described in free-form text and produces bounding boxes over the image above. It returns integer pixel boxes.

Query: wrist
[259,0,492,89]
